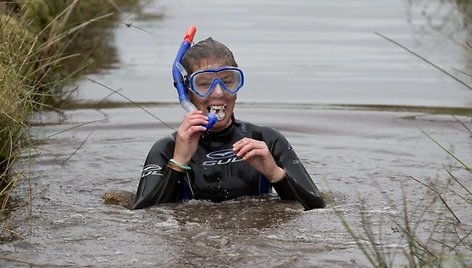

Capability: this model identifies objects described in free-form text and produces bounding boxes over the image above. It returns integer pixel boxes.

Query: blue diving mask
[185,66,244,98]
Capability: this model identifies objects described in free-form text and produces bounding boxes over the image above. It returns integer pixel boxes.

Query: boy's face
[188,59,237,132]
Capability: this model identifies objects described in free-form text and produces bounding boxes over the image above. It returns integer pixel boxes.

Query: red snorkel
[172,25,217,130]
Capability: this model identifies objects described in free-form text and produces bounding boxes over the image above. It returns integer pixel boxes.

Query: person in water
[132,37,325,210]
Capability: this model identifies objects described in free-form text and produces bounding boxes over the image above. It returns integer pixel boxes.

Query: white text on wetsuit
[203,149,244,166]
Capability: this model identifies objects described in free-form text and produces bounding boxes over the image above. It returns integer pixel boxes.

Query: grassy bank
[0,0,138,217]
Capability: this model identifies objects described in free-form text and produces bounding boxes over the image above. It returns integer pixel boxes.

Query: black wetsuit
[132,118,325,210]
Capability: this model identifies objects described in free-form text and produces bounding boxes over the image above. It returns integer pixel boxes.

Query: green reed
[0,0,140,220]
[336,34,472,266]
[336,119,471,267]
[338,1,472,262]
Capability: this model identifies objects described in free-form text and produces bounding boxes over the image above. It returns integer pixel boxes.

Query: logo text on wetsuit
[141,164,163,177]
[203,149,243,166]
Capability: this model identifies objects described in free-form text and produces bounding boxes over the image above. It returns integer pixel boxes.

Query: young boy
[133,37,325,210]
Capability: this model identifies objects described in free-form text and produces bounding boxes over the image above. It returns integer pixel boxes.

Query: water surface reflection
[73,0,472,107]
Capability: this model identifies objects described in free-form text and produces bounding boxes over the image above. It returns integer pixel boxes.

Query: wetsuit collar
[202,114,236,140]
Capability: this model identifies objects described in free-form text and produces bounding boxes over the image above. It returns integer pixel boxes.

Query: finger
[186,110,204,116]
[233,138,258,151]
[178,117,206,136]
[183,110,206,121]
[233,137,251,146]
[241,148,267,160]
[183,113,207,123]
[235,141,266,157]
[186,118,208,127]
[233,141,254,156]
[188,125,207,134]
[180,114,208,131]
[179,125,206,139]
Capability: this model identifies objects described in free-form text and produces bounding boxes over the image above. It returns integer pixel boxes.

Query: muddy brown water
[2,0,472,267]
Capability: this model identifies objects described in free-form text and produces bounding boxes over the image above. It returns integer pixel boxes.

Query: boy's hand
[233,138,285,183]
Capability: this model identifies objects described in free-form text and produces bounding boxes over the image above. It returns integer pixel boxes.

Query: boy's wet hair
[182,37,238,73]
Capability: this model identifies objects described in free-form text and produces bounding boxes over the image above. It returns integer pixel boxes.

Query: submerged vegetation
[0,0,139,218]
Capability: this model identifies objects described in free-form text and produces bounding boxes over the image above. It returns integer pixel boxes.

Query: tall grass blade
[419,128,471,172]
[400,195,418,268]
[121,21,160,39]
[451,115,472,136]
[408,176,461,223]
[98,88,124,105]
[451,224,472,251]
[442,165,472,198]
[360,209,389,267]
[334,207,379,267]
[451,67,472,79]
[33,119,105,145]
[60,130,94,166]
[375,32,472,91]
[87,78,175,130]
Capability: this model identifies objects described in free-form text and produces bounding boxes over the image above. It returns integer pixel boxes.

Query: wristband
[167,161,185,173]
[169,159,191,170]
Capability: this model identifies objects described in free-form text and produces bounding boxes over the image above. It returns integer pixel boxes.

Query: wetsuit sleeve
[267,129,326,210]
[132,136,185,209]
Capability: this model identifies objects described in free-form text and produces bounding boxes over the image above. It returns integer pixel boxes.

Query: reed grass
[0,0,138,222]
[336,114,472,267]
[339,5,472,263]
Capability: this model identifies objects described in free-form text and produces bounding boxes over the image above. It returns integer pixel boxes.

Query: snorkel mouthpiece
[206,113,218,129]
[172,25,217,130]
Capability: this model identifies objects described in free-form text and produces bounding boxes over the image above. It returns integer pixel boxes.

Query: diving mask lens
[189,67,244,97]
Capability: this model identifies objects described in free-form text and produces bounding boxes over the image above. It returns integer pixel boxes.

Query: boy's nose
[211,82,224,97]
